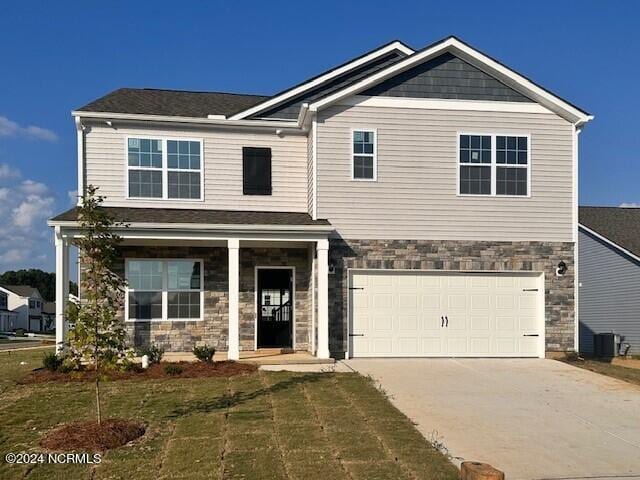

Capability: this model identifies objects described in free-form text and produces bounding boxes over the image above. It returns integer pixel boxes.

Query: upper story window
[0,293,7,310]
[243,147,272,195]
[29,299,39,309]
[127,137,203,201]
[126,259,203,322]
[458,134,530,197]
[352,130,376,180]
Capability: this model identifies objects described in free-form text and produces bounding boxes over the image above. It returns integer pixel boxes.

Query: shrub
[192,345,216,363]
[164,364,184,376]
[43,352,63,372]
[136,344,164,364]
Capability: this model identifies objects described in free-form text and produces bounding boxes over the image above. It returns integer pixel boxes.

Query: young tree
[67,185,130,424]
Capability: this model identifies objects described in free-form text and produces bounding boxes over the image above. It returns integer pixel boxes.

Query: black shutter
[243,147,272,195]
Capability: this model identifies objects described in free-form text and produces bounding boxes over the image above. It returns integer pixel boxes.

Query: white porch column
[316,239,330,359]
[54,228,69,353]
[227,238,240,360]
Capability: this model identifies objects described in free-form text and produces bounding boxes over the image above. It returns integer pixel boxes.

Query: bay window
[126,259,203,321]
[458,133,530,196]
[127,137,203,200]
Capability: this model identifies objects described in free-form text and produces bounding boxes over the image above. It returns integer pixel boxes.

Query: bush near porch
[0,349,457,480]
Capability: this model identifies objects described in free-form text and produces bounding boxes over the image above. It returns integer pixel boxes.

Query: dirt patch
[21,361,257,384]
[40,418,145,452]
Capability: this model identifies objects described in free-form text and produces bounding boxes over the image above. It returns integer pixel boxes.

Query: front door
[257,268,293,348]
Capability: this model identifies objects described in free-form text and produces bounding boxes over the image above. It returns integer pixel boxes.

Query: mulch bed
[40,419,146,452]
[21,361,257,384]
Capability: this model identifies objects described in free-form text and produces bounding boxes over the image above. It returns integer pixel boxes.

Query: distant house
[0,290,18,332]
[42,302,56,331]
[579,207,640,355]
[0,285,45,332]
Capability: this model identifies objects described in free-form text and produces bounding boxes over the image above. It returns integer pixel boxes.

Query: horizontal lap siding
[578,230,640,355]
[317,103,574,241]
[85,124,308,212]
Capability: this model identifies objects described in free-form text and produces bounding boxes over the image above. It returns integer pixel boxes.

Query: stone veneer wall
[113,246,311,352]
[328,239,575,357]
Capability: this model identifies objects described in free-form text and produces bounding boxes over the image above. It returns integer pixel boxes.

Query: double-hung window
[352,130,376,180]
[126,259,203,321]
[458,133,530,196]
[127,137,203,200]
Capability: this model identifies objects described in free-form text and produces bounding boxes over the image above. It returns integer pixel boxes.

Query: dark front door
[257,268,293,348]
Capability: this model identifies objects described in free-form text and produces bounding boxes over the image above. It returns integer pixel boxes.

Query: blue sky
[0,0,638,273]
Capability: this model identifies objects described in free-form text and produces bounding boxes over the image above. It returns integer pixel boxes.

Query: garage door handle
[441,316,444,327]
[349,287,364,290]
[523,334,539,337]
[523,288,539,292]
[349,333,364,337]
[445,316,449,327]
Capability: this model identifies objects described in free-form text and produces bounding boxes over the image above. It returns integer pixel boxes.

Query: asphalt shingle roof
[51,206,330,227]
[76,88,270,118]
[1,285,41,298]
[579,206,640,258]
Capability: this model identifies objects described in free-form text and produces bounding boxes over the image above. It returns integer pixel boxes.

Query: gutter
[71,110,308,133]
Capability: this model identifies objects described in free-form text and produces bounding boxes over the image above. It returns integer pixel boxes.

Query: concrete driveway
[342,358,640,480]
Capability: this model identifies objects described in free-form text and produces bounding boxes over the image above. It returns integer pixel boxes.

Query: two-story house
[0,290,19,332]
[0,285,45,332]
[49,36,592,359]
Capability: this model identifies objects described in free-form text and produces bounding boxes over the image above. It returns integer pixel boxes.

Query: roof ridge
[123,87,270,98]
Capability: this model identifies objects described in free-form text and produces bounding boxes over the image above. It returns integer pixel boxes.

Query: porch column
[54,228,69,353]
[227,238,240,360]
[316,239,330,359]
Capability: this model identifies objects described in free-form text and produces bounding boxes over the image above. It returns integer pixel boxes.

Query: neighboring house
[49,36,592,359]
[0,290,18,332]
[42,302,56,331]
[0,285,45,332]
[578,207,640,355]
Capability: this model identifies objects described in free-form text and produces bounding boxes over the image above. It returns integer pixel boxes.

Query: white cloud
[0,115,58,142]
[619,202,640,208]
[0,164,59,272]
[19,179,49,195]
[12,194,55,229]
[0,163,20,179]
[67,189,78,205]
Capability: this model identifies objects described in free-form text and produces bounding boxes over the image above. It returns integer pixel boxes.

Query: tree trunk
[95,370,101,425]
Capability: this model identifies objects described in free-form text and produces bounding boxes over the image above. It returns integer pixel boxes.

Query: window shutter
[243,147,272,195]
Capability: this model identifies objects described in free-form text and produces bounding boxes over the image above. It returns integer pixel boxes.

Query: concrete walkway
[343,358,640,480]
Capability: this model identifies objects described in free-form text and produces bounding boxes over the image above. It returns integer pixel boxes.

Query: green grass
[0,349,457,480]
[562,358,640,387]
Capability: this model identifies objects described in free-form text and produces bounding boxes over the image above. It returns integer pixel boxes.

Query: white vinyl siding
[317,102,574,242]
[85,125,308,212]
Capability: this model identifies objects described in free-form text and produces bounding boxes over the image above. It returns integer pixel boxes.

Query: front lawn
[562,357,640,387]
[0,349,457,480]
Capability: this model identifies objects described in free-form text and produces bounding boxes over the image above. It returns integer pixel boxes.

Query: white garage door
[349,271,544,358]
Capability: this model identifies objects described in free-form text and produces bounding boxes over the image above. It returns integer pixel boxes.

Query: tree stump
[460,461,505,480]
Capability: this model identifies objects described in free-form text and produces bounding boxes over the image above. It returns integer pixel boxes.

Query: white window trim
[125,258,204,322]
[124,136,205,202]
[456,132,531,198]
[351,128,377,181]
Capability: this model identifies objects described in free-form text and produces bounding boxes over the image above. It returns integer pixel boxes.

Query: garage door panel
[350,271,543,358]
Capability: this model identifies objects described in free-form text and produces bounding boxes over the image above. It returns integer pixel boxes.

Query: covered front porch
[50,207,333,360]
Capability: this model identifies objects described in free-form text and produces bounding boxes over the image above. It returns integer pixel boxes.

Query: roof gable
[309,36,592,125]
[579,207,640,259]
[361,51,533,103]
[0,285,42,298]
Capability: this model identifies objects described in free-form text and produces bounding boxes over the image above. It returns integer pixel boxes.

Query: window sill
[456,193,532,198]
[125,196,205,203]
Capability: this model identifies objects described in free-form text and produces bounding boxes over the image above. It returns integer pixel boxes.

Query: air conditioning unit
[593,333,621,357]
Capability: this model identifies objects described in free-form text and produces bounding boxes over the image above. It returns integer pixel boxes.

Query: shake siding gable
[316,102,574,242]
[84,124,308,212]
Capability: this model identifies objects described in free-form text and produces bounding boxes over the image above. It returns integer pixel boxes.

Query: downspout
[573,124,582,353]
[74,116,85,205]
